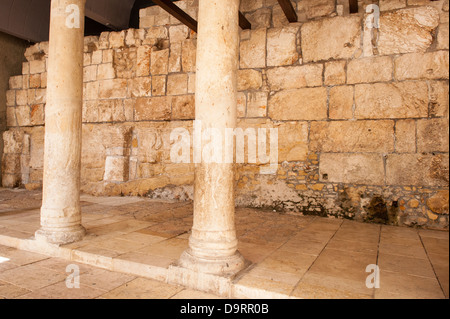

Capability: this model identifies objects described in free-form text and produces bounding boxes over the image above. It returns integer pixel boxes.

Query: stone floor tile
[137,238,188,259]
[21,281,106,299]
[235,274,295,297]
[378,252,435,278]
[374,270,445,299]
[257,250,317,276]
[378,242,428,260]
[78,268,136,291]
[170,289,223,299]
[326,238,379,254]
[32,258,95,274]
[0,280,31,298]
[90,237,150,254]
[99,277,183,299]
[420,236,449,256]
[0,264,67,290]
[291,281,373,299]
[278,238,327,256]
[116,251,175,268]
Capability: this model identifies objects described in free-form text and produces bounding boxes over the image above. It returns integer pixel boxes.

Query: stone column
[179,0,246,275]
[35,0,86,245]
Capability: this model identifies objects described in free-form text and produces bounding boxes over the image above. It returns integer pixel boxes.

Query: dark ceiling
[0,0,176,43]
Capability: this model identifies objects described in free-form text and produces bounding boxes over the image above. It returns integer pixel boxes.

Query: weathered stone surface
[181,39,196,72]
[395,120,416,153]
[168,43,182,73]
[329,86,354,120]
[276,122,309,162]
[395,51,449,80]
[379,0,407,11]
[245,8,271,29]
[3,130,24,154]
[266,64,323,90]
[417,118,450,153]
[167,73,188,95]
[129,77,152,98]
[98,100,126,122]
[300,0,336,19]
[355,82,429,119]
[172,95,195,120]
[310,120,395,153]
[169,25,189,43]
[104,156,128,182]
[247,91,268,118]
[269,87,327,120]
[324,60,346,86]
[386,153,449,187]
[347,56,393,84]
[151,49,169,75]
[427,191,449,215]
[320,153,385,185]
[238,69,263,91]
[429,80,449,118]
[240,29,266,69]
[97,63,114,80]
[135,97,171,121]
[266,26,299,67]
[378,7,440,55]
[136,45,152,76]
[98,79,128,99]
[301,16,361,62]
[437,23,449,50]
[29,60,46,74]
[240,0,263,12]
[152,75,167,96]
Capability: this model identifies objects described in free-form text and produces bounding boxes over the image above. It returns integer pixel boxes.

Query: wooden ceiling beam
[349,0,359,13]
[277,0,298,23]
[152,0,198,32]
[152,0,251,32]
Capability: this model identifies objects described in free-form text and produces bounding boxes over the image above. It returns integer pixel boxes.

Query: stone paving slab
[0,188,448,299]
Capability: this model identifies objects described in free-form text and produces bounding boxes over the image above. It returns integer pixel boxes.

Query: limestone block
[6,90,15,107]
[266,64,323,90]
[169,43,182,73]
[300,0,336,19]
[9,76,23,89]
[104,156,128,182]
[85,81,99,101]
[417,118,449,153]
[7,107,17,127]
[427,191,449,215]
[347,56,393,84]
[172,95,195,120]
[181,39,197,72]
[135,97,171,121]
[83,65,97,82]
[29,74,41,88]
[378,6,440,55]
[429,80,449,118]
[238,69,263,91]
[266,26,299,67]
[91,50,102,64]
[130,77,152,98]
[15,90,28,106]
[324,60,346,86]
[135,126,163,164]
[98,100,126,122]
[169,25,189,43]
[144,27,169,46]
[29,60,46,74]
[30,104,44,126]
[167,73,188,95]
[276,122,309,162]
[320,153,385,185]
[16,106,31,126]
[114,47,137,79]
[240,0,263,12]
[152,76,167,96]
[109,31,125,48]
[245,8,271,29]
[379,0,407,11]
[329,86,354,120]
[2,153,23,175]
[354,82,429,119]
[83,101,99,123]
[437,23,449,50]
[395,51,449,81]
[98,79,128,99]
[136,46,152,77]
[310,120,395,153]
[247,91,268,118]
[237,92,246,118]
[395,120,416,153]
[301,16,361,63]
[151,49,169,75]
[3,130,24,154]
[386,154,449,187]
[268,87,327,120]
[240,29,266,69]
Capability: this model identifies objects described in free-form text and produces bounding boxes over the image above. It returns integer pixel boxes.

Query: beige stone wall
[2,0,449,229]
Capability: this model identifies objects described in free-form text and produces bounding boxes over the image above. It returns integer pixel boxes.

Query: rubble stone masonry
[2,0,449,229]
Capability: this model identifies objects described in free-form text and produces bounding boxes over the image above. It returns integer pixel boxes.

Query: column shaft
[36,0,86,244]
[179,0,245,275]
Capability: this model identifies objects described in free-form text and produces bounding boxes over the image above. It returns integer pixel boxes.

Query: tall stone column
[179,0,246,275]
[35,0,86,245]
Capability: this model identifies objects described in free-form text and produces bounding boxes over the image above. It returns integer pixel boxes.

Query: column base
[178,248,247,276]
[35,225,86,245]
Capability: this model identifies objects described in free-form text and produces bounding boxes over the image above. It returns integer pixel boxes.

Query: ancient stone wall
[2,0,449,229]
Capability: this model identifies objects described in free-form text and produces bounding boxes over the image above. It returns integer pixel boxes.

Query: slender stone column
[35,0,86,245]
[179,0,246,275]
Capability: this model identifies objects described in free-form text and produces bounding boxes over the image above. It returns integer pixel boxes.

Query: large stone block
[347,56,393,84]
[247,91,268,118]
[310,120,395,153]
[395,119,416,153]
[136,46,152,77]
[98,79,128,99]
[324,60,346,86]
[266,26,299,67]
[395,51,449,80]
[240,29,266,69]
[268,87,327,120]
[167,73,188,95]
[386,153,449,187]
[301,16,361,62]
[104,156,128,182]
[181,39,197,72]
[238,69,263,91]
[172,95,195,120]
[417,118,449,153]
[329,86,354,120]
[429,80,449,117]
[266,64,323,90]
[378,6,440,55]
[276,121,309,162]
[135,97,171,121]
[300,0,336,19]
[151,49,169,75]
[355,82,429,119]
[319,153,385,185]
[3,130,24,154]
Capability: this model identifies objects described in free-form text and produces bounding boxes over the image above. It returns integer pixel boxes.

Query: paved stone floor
[0,188,448,299]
